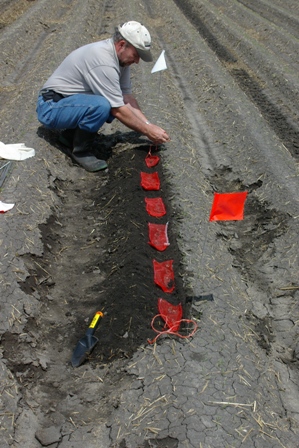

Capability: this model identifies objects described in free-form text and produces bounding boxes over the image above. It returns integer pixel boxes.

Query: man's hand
[111,103,170,144]
[143,123,170,144]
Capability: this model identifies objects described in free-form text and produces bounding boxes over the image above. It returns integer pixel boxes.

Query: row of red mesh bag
[141,148,196,342]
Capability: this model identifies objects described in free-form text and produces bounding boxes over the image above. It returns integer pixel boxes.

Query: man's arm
[111,94,170,144]
[123,94,149,122]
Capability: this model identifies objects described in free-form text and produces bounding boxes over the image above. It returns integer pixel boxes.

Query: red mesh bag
[148,299,198,344]
[145,147,160,167]
[158,298,182,332]
[140,172,160,191]
[153,259,175,293]
[145,152,160,168]
[145,197,166,218]
[148,300,198,344]
[148,222,169,251]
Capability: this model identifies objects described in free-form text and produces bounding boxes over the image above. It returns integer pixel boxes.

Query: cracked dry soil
[1,0,299,447]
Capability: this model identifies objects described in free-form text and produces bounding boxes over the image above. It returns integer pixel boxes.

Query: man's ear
[119,39,127,48]
[115,39,127,53]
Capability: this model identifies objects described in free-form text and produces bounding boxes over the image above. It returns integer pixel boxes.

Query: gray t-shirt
[42,38,132,107]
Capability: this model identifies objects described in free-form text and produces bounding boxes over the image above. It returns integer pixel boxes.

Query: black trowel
[71,311,103,367]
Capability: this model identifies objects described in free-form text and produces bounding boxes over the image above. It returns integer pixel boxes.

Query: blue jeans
[36,93,114,133]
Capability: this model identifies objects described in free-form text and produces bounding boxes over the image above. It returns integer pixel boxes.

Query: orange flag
[209,192,248,221]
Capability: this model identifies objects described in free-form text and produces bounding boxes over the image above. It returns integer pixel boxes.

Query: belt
[40,89,65,102]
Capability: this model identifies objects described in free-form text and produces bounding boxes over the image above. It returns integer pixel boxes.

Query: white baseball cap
[118,21,153,62]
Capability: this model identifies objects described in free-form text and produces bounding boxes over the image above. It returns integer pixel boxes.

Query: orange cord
[148,314,198,344]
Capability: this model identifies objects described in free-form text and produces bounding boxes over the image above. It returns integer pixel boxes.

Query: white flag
[151,50,167,73]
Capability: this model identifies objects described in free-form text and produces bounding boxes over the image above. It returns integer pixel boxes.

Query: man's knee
[36,97,53,128]
[96,96,111,118]
[89,96,112,128]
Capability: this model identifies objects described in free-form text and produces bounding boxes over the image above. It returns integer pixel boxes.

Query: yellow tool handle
[89,311,104,329]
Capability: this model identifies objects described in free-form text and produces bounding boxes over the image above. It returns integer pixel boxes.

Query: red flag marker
[209,192,248,221]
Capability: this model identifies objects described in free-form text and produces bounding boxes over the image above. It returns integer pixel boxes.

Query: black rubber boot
[58,129,76,149]
[72,128,107,172]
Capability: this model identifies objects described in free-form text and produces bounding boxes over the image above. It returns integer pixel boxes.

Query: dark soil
[15,129,186,365]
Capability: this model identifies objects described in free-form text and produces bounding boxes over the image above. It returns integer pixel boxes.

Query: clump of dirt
[252,315,275,354]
